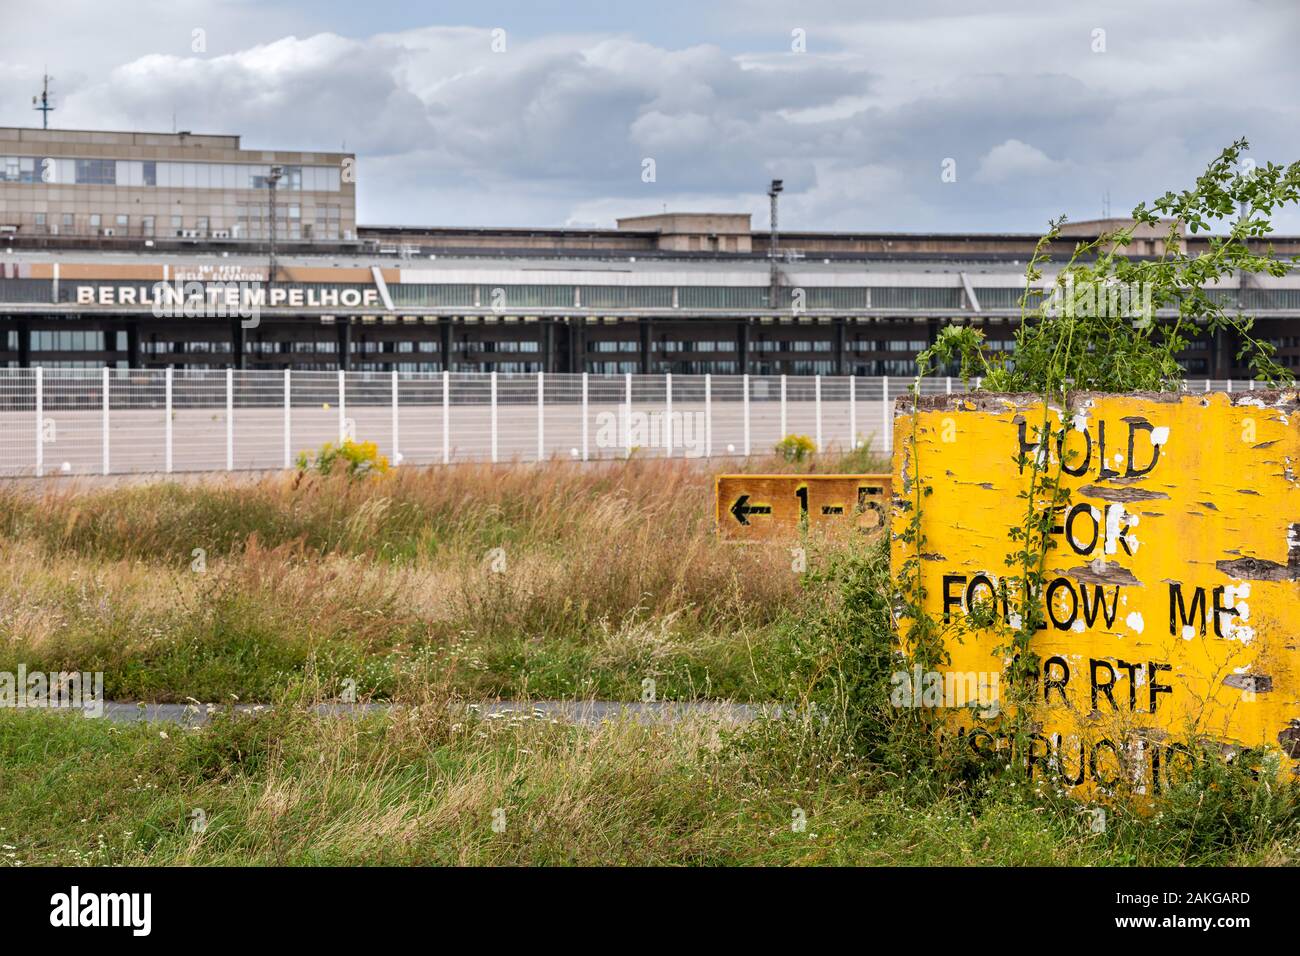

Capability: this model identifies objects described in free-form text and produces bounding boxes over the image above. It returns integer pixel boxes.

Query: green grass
[1,456,1296,866]
[1,703,1292,866]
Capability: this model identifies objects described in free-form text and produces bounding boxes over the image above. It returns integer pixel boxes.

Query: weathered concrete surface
[18,699,761,727]
[892,390,1300,791]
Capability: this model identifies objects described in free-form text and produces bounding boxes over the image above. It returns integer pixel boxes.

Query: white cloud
[974,139,1065,184]
[0,1,1298,232]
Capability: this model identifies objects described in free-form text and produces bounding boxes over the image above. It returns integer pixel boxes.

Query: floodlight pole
[768,179,783,310]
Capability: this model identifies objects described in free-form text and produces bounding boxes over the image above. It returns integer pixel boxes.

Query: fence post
[849,375,856,450]
[337,370,346,443]
[665,372,673,458]
[814,374,822,452]
[624,371,632,459]
[490,370,498,463]
[946,376,952,395]
[705,373,712,458]
[225,367,234,471]
[1227,379,1234,394]
[165,366,173,474]
[442,369,450,465]
[743,373,751,456]
[780,374,787,438]
[34,367,43,478]
[283,368,291,469]
[392,369,400,464]
[881,375,890,457]
[1249,379,1256,391]
[536,371,544,462]
[102,366,110,476]
[581,371,589,462]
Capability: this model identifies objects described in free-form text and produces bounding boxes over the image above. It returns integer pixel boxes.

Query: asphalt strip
[16,699,765,727]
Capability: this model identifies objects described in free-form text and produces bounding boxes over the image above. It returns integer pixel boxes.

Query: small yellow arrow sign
[714,473,891,541]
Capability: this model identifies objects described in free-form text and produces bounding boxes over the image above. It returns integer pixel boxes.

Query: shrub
[774,434,816,463]
[296,440,390,479]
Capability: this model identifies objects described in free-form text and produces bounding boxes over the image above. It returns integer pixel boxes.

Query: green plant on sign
[901,138,1300,767]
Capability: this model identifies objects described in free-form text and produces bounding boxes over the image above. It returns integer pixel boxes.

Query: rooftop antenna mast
[768,178,783,310]
[32,73,54,129]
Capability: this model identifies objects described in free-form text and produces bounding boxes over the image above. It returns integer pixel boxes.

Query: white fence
[0,369,1268,478]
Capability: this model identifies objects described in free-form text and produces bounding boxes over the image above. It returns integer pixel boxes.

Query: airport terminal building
[3,125,1300,378]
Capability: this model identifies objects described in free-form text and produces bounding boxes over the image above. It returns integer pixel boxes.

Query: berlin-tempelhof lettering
[892,391,1300,793]
[78,279,389,329]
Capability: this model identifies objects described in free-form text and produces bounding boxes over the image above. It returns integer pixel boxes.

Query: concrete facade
[0,126,1296,378]
[0,127,355,242]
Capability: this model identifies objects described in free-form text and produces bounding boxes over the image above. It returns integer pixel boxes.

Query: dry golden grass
[0,456,861,701]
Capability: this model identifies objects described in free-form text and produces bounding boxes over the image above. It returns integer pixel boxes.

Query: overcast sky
[2,0,1298,233]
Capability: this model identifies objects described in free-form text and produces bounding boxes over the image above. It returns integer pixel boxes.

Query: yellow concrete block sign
[891,391,1300,793]
[715,474,890,541]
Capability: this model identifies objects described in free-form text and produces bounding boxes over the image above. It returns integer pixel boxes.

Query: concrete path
[53,699,763,727]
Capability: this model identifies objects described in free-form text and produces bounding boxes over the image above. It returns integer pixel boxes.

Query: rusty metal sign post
[892,391,1300,793]
[715,473,890,541]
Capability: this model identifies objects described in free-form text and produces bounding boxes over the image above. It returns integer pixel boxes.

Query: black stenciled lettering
[1046,577,1078,629]
[1114,659,1141,711]
[942,574,966,623]
[1090,659,1118,711]
[1043,656,1070,706]
[1169,582,1207,636]
[1125,419,1160,478]
[1096,420,1120,479]
[1148,661,1173,713]
[1026,733,1051,780]
[965,574,997,616]
[1053,734,1086,786]
[1090,739,1120,787]
[968,728,996,757]
[1079,582,1120,629]
[1212,586,1241,638]
[1058,426,1092,477]
[1016,421,1039,475]
[1065,503,1099,555]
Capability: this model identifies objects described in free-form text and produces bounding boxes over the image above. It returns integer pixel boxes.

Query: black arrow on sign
[731,495,772,525]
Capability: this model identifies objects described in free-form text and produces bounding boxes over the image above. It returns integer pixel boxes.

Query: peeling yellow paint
[892,391,1300,792]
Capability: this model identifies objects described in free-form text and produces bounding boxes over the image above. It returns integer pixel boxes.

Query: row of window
[2,157,342,191]
[29,208,343,240]
[463,341,539,353]
[387,285,995,310]
[662,341,737,352]
[754,340,834,352]
[29,330,127,351]
[590,339,912,354]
